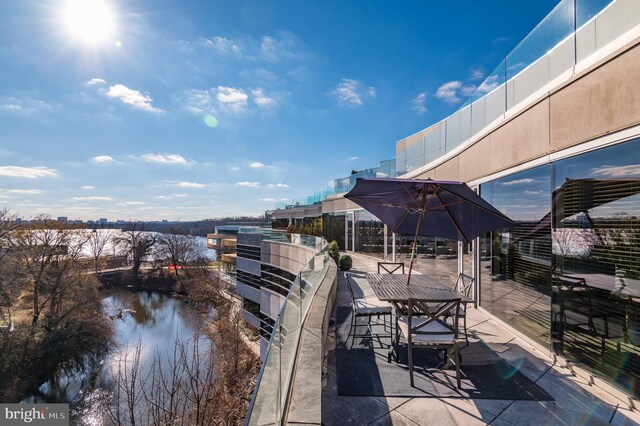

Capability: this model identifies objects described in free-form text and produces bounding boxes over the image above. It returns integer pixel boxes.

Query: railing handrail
[274,0,626,208]
[244,234,329,425]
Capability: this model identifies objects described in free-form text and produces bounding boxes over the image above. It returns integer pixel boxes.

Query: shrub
[328,240,340,264]
[338,254,353,271]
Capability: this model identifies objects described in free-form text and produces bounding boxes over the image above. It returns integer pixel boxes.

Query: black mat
[335,307,553,400]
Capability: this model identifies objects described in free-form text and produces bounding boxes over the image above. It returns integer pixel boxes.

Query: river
[28,290,213,424]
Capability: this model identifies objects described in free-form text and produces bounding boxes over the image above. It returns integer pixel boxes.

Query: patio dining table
[366,273,474,365]
[366,273,474,305]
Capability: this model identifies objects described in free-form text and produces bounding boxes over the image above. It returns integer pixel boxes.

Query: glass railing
[275,158,395,210]
[274,0,633,207]
[244,235,330,425]
[395,0,630,175]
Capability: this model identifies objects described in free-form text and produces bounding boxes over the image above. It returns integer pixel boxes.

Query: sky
[0,0,561,221]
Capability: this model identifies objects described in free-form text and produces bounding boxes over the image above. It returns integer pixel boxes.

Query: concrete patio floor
[321,252,640,425]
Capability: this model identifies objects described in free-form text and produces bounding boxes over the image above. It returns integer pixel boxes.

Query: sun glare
[62,0,115,44]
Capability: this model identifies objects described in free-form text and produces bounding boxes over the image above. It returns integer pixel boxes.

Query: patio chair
[377,262,405,274]
[345,273,393,348]
[448,272,475,347]
[553,273,610,356]
[395,297,463,388]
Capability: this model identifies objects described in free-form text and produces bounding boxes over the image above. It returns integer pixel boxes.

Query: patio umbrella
[344,178,515,283]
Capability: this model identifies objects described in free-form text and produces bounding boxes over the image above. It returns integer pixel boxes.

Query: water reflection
[28,290,209,424]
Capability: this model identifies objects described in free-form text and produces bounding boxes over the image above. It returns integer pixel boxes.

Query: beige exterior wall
[411,36,640,183]
[550,43,640,151]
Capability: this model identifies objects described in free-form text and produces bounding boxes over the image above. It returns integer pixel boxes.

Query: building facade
[272,0,640,399]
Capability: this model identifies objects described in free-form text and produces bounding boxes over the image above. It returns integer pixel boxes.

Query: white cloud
[214,86,249,113]
[106,84,163,113]
[332,79,376,107]
[460,85,477,97]
[230,166,241,171]
[249,161,266,169]
[0,96,54,115]
[157,193,187,199]
[81,185,95,190]
[92,155,114,163]
[121,201,146,205]
[252,89,276,107]
[182,89,213,114]
[142,153,192,165]
[470,69,485,81]
[267,183,289,188]
[176,181,206,188]
[260,33,300,62]
[592,165,640,177]
[87,78,106,86]
[1,189,42,195]
[202,36,243,55]
[0,166,57,179]
[345,156,360,161]
[235,181,260,188]
[502,178,535,185]
[259,198,277,202]
[72,196,112,201]
[435,81,463,105]
[435,81,476,105]
[477,75,500,94]
[411,93,427,115]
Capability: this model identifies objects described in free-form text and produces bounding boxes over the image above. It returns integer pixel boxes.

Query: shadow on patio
[321,253,640,425]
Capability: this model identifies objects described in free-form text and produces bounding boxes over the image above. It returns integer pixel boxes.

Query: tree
[87,229,111,272]
[0,208,19,331]
[156,230,200,279]
[11,217,89,329]
[115,222,157,283]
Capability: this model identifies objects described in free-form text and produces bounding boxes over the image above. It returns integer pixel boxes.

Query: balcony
[246,252,640,424]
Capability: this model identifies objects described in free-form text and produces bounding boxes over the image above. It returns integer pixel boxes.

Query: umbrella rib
[393,208,411,234]
[401,182,421,209]
[433,185,470,243]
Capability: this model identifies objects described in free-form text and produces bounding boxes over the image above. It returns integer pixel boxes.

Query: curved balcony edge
[283,260,338,425]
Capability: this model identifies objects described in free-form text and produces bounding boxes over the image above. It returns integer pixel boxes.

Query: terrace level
[317,253,640,425]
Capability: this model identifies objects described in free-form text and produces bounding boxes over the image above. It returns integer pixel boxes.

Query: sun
[62,0,116,44]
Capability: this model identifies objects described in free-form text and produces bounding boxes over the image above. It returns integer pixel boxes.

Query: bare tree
[106,316,259,425]
[11,216,89,329]
[87,229,111,272]
[115,222,157,283]
[156,230,200,279]
[0,208,19,329]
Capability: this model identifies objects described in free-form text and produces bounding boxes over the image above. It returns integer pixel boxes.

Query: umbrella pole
[407,186,428,285]
[407,211,424,286]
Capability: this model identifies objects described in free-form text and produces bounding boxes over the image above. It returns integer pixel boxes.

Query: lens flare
[204,115,218,128]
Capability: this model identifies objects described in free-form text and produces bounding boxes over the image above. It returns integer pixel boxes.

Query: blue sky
[0,0,560,221]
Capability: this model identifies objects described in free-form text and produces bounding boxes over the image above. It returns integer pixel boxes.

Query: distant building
[57,216,68,222]
[99,218,108,225]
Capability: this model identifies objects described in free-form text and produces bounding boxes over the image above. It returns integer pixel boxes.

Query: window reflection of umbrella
[344,178,516,284]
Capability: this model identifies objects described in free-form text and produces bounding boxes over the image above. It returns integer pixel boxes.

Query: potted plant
[328,240,340,265]
[338,254,353,271]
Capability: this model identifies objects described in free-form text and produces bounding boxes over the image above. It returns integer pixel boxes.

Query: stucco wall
[413,35,640,183]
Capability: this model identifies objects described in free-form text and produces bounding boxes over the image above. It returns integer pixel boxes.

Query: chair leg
[463,314,469,347]
[408,336,414,387]
[394,316,400,362]
[349,311,357,349]
[454,345,461,389]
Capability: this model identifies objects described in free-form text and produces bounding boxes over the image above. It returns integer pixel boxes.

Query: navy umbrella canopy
[345,178,515,244]
[345,178,515,283]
